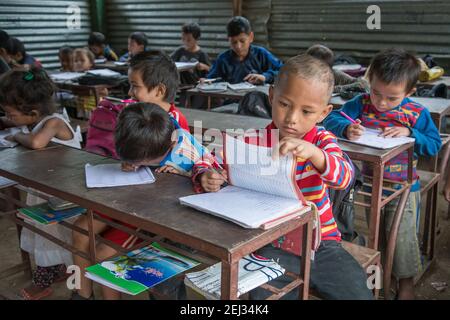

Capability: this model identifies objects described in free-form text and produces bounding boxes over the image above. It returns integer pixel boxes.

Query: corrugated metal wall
[242,0,270,48]
[105,0,233,59]
[0,0,92,70]
[267,0,450,68]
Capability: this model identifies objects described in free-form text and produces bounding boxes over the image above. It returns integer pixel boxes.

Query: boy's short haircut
[306,44,334,67]
[88,32,106,46]
[368,48,420,93]
[0,29,10,50]
[73,47,95,65]
[129,51,179,103]
[182,22,201,40]
[129,32,148,47]
[115,102,175,161]
[275,54,335,102]
[0,67,56,116]
[59,46,73,56]
[7,37,25,59]
[226,16,252,37]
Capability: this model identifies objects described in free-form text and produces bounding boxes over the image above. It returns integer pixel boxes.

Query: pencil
[339,111,358,124]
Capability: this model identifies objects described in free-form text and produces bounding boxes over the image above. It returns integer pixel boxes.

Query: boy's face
[128,39,144,58]
[59,53,73,71]
[229,32,254,60]
[73,52,92,72]
[89,44,104,57]
[369,75,415,112]
[182,33,197,51]
[128,68,164,104]
[270,73,333,139]
[10,52,22,63]
[2,105,38,126]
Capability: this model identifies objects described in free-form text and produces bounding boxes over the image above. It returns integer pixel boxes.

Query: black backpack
[237,91,272,119]
[415,83,448,99]
[328,153,365,245]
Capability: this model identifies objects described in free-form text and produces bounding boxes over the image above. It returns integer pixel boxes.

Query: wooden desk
[417,76,450,90]
[185,85,270,110]
[0,145,314,300]
[94,61,198,74]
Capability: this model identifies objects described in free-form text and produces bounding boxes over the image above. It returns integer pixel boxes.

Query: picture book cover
[85,242,200,295]
[17,203,86,225]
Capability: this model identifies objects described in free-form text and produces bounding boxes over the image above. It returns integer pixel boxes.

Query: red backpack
[85,99,125,159]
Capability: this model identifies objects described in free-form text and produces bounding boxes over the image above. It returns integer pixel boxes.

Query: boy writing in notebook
[193,54,373,299]
[324,48,442,299]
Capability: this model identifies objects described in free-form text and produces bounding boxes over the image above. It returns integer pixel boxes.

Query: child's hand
[155,165,181,175]
[346,120,365,140]
[278,137,317,159]
[199,169,228,192]
[196,63,209,72]
[4,135,15,142]
[121,162,138,172]
[380,126,410,138]
[243,73,265,84]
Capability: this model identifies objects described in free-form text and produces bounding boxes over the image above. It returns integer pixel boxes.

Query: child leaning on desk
[0,68,82,300]
[192,54,373,300]
[72,102,217,300]
[323,48,442,300]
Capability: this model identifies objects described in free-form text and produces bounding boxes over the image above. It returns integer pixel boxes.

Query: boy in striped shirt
[192,54,373,299]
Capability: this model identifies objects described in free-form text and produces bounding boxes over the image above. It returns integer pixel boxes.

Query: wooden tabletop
[417,76,450,89]
[0,145,312,261]
[186,85,270,100]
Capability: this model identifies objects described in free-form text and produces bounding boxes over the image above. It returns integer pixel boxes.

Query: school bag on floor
[85,99,125,159]
[237,91,272,119]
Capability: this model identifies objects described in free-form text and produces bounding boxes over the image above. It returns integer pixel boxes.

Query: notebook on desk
[196,82,229,92]
[0,126,29,148]
[339,128,415,149]
[85,163,155,188]
[179,135,309,229]
[227,82,256,91]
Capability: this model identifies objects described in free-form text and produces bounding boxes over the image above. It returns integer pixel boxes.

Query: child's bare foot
[21,284,53,300]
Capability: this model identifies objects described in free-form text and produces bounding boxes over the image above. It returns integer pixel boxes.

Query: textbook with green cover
[17,203,86,225]
[85,242,200,295]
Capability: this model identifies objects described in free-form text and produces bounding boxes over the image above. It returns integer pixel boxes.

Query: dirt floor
[0,183,449,300]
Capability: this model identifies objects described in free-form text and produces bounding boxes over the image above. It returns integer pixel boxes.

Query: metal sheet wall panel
[0,0,92,70]
[105,0,233,59]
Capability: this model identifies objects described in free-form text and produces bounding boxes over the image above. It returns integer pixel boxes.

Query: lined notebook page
[225,134,299,200]
[179,186,301,228]
[340,128,415,149]
[85,163,155,188]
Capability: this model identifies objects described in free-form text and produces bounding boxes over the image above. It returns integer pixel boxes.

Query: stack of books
[17,203,86,225]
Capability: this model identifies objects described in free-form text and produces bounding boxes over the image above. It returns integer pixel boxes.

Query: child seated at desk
[72,102,214,300]
[306,44,369,96]
[171,22,211,86]
[323,48,442,299]
[205,16,282,85]
[88,32,118,62]
[0,30,11,75]
[7,37,41,71]
[119,31,148,62]
[58,46,74,72]
[0,68,82,300]
[193,54,373,300]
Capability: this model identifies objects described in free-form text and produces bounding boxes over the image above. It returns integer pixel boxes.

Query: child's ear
[249,32,255,43]
[29,110,41,119]
[318,104,333,123]
[268,85,274,108]
[406,87,416,98]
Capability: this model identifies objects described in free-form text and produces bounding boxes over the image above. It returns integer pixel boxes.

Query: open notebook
[339,128,415,149]
[85,163,155,188]
[180,135,309,229]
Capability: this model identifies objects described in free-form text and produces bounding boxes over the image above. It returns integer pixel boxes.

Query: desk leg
[368,164,384,250]
[299,219,313,300]
[185,93,191,108]
[221,260,239,300]
[87,209,97,264]
[429,183,439,260]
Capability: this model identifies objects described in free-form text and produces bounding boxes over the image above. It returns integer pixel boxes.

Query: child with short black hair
[306,44,368,94]
[7,37,41,70]
[119,32,148,62]
[324,48,442,299]
[206,16,282,85]
[171,22,211,86]
[72,102,212,300]
[88,32,118,61]
[58,46,74,72]
[0,68,82,299]
[194,54,373,300]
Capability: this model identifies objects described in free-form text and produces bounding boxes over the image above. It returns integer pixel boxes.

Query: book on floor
[179,134,309,229]
[85,163,155,188]
[17,203,86,225]
[184,253,285,300]
[85,242,200,295]
[339,127,415,149]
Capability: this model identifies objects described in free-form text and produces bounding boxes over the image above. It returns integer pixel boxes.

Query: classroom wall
[104,0,233,59]
[0,0,92,70]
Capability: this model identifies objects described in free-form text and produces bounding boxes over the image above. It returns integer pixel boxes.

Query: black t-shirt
[170,47,211,85]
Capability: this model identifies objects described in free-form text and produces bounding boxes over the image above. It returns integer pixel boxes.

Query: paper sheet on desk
[87,69,122,78]
[175,61,199,70]
[85,163,155,188]
[50,72,85,82]
[339,128,415,149]
[0,126,29,148]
